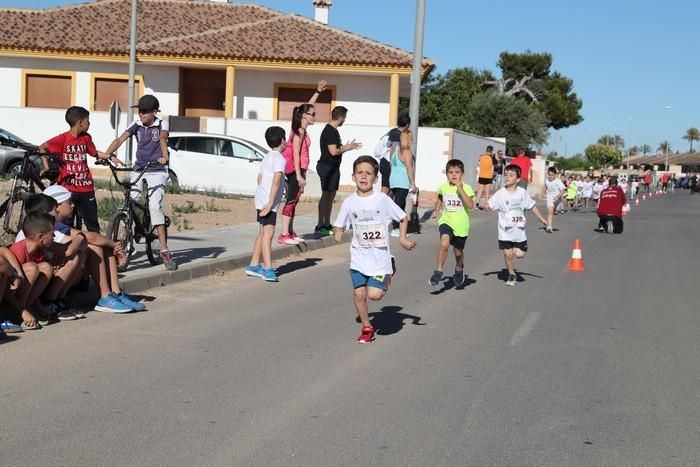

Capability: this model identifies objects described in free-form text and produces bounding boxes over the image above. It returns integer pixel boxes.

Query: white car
[167,132,267,195]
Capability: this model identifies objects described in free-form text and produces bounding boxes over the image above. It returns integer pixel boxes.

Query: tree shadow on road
[430,274,477,295]
[277,258,322,276]
[483,269,543,283]
[356,305,426,336]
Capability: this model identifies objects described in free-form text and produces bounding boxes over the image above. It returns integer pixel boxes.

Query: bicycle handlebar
[95,159,163,188]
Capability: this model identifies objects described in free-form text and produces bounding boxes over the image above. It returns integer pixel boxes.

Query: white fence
[0,106,507,193]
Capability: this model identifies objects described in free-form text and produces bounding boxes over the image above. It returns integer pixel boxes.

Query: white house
[0,0,512,192]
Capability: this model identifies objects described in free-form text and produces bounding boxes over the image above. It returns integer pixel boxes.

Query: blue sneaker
[94,295,133,313]
[1,319,22,333]
[245,264,264,278]
[115,292,146,312]
[262,268,278,282]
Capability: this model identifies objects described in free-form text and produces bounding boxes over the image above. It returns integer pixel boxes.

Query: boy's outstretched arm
[103,130,130,158]
[530,206,548,226]
[432,195,442,219]
[398,217,416,251]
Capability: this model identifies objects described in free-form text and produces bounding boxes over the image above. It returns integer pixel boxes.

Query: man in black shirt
[315,106,362,234]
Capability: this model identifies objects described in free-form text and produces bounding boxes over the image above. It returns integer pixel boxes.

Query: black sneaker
[454,269,465,287]
[428,270,443,287]
[505,274,517,286]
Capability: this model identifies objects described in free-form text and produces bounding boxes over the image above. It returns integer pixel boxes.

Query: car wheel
[6,160,22,177]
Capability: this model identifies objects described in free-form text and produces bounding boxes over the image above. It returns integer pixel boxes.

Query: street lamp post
[664,105,672,172]
[125,0,137,165]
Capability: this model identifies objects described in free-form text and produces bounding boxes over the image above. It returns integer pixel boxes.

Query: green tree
[549,153,588,171]
[626,146,640,157]
[585,144,622,169]
[597,134,624,150]
[658,141,672,154]
[464,92,549,155]
[398,67,494,128]
[640,144,652,156]
[495,50,583,129]
[682,127,699,152]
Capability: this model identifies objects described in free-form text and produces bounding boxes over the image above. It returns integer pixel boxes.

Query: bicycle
[98,159,171,272]
[0,136,60,235]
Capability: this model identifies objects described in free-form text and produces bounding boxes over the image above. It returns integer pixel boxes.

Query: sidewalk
[117,211,350,293]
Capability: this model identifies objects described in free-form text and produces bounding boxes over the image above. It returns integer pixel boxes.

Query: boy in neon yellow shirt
[429,159,475,287]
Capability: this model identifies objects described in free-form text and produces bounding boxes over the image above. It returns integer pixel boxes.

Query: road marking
[509,312,542,346]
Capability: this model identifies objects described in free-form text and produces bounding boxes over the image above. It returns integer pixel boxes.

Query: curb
[118,233,350,293]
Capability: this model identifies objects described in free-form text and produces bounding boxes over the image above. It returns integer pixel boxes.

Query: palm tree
[597,134,624,150]
[640,144,652,156]
[626,146,639,157]
[658,141,672,154]
[682,127,699,152]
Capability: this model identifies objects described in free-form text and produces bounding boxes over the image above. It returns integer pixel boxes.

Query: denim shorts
[349,269,392,291]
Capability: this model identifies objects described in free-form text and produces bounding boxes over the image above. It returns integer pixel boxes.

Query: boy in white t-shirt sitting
[541,167,566,233]
[246,126,287,282]
[486,164,547,286]
[334,155,416,343]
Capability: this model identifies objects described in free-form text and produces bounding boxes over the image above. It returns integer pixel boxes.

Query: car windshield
[0,129,27,144]
[236,138,267,156]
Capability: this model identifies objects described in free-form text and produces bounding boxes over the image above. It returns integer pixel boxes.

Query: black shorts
[439,224,467,250]
[70,191,100,233]
[256,209,277,226]
[478,177,493,185]
[380,158,391,189]
[498,240,528,251]
[316,162,340,192]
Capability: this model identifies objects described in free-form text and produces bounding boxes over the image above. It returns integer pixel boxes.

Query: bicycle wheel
[145,231,162,266]
[3,181,31,235]
[107,211,133,272]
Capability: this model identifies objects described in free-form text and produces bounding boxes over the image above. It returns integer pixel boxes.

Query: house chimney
[313,0,331,25]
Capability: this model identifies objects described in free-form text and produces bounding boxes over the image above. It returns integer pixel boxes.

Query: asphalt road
[1,192,698,466]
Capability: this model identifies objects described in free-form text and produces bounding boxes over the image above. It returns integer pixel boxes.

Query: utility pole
[407,0,426,233]
[126,0,138,165]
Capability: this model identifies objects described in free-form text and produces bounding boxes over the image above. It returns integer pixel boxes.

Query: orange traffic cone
[567,238,586,272]
[622,203,630,217]
[635,198,639,207]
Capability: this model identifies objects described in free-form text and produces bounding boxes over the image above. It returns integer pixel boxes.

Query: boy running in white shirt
[334,156,416,343]
[541,167,566,233]
[486,164,547,286]
[246,126,287,282]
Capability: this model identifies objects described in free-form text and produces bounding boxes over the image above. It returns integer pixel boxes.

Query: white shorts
[129,170,169,226]
[546,195,558,208]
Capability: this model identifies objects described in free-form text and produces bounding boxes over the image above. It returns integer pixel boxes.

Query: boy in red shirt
[5,213,56,329]
[39,106,122,233]
[595,176,626,234]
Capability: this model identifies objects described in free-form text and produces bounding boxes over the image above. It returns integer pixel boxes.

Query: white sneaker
[545,225,553,233]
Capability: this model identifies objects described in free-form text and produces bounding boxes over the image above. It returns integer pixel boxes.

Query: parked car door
[216,138,263,195]
[170,136,221,191]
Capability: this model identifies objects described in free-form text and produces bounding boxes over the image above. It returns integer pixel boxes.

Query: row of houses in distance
[0,0,507,191]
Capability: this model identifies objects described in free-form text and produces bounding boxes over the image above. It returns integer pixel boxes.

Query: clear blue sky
[3,0,699,156]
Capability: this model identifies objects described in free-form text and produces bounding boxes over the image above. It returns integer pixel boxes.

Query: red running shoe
[357,325,375,344]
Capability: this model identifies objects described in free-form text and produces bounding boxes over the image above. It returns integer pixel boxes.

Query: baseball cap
[132,94,160,112]
[44,185,72,204]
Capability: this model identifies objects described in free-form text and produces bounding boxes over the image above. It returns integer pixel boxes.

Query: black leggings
[391,188,409,229]
[598,215,623,233]
[282,170,305,218]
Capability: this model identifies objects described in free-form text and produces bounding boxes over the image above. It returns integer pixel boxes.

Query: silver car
[0,128,41,176]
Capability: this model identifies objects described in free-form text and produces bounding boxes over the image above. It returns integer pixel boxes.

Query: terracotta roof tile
[0,0,434,71]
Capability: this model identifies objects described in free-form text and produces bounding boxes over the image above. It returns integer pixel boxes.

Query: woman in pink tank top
[278,80,327,245]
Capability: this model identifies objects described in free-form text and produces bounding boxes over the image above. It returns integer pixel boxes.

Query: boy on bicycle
[39,106,121,233]
[104,95,176,271]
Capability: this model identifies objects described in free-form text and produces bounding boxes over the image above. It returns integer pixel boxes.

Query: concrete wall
[234,69,391,125]
[0,105,509,194]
